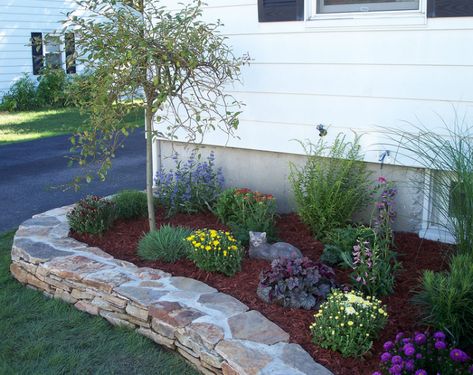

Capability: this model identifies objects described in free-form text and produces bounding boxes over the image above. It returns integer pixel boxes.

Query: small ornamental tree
[64,0,249,230]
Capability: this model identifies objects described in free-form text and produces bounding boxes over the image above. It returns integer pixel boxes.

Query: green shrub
[64,72,93,107]
[0,74,39,111]
[137,224,192,262]
[310,290,388,357]
[320,225,375,267]
[113,190,148,219]
[214,188,277,245]
[289,133,372,240]
[186,229,243,276]
[67,195,116,235]
[36,68,68,108]
[412,253,473,345]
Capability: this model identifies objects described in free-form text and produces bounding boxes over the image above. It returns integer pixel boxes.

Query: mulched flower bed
[72,209,452,375]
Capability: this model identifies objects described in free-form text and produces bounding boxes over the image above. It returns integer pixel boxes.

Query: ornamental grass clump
[214,187,277,245]
[186,229,243,276]
[154,151,224,215]
[310,290,388,357]
[112,190,148,219]
[67,195,115,235]
[257,257,336,310]
[373,331,473,375]
[137,224,192,263]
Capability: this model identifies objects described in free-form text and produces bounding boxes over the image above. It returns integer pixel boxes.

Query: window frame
[316,0,421,15]
[307,0,427,27]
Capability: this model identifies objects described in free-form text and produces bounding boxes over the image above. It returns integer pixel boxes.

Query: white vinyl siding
[157,0,473,168]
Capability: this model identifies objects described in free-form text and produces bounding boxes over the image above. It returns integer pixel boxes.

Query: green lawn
[0,231,198,375]
[0,107,144,145]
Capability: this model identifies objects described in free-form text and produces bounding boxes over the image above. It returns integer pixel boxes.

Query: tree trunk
[145,106,157,231]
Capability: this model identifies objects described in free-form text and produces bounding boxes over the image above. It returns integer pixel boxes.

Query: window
[44,34,62,70]
[31,33,77,74]
[317,0,420,14]
[258,0,473,22]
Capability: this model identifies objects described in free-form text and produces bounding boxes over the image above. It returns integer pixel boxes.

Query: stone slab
[170,277,217,294]
[115,285,168,307]
[198,293,248,316]
[12,238,74,264]
[216,340,273,375]
[228,310,290,345]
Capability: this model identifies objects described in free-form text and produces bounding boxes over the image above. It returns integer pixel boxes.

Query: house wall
[157,0,473,166]
[154,1,473,235]
[0,0,77,98]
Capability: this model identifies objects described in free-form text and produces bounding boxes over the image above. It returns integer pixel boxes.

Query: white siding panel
[162,1,473,167]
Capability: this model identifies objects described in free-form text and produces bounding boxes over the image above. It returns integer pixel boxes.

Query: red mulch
[72,209,452,375]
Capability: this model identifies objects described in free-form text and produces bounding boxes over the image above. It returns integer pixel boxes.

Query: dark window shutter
[65,32,76,74]
[31,32,43,75]
[428,0,473,17]
[258,0,304,22]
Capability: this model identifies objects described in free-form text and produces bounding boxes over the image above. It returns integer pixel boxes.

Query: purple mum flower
[381,352,392,362]
[415,370,427,375]
[395,332,404,342]
[450,348,470,362]
[392,355,403,365]
[433,331,446,341]
[414,333,427,345]
[389,365,403,375]
[384,341,394,351]
[403,344,416,356]
[405,359,415,372]
[402,338,412,344]
[435,340,446,350]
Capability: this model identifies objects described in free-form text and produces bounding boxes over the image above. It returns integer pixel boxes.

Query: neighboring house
[0,0,78,98]
[155,0,473,242]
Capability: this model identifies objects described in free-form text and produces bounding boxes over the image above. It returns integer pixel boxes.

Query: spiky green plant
[137,224,192,262]
[412,252,473,345]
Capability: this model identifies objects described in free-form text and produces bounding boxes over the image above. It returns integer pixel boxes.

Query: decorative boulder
[248,231,302,262]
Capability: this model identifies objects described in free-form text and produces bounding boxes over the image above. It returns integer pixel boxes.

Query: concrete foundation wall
[157,141,426,233]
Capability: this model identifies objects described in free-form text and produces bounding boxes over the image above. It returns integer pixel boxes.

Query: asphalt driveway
[0,131,146,232]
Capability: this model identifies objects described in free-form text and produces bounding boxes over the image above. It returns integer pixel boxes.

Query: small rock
[170,276,217,294]
[216,340,273,375]
[198,293,248,316]
[75,300,99,315]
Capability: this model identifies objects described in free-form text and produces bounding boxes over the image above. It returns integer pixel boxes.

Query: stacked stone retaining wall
[10,205,332,375]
